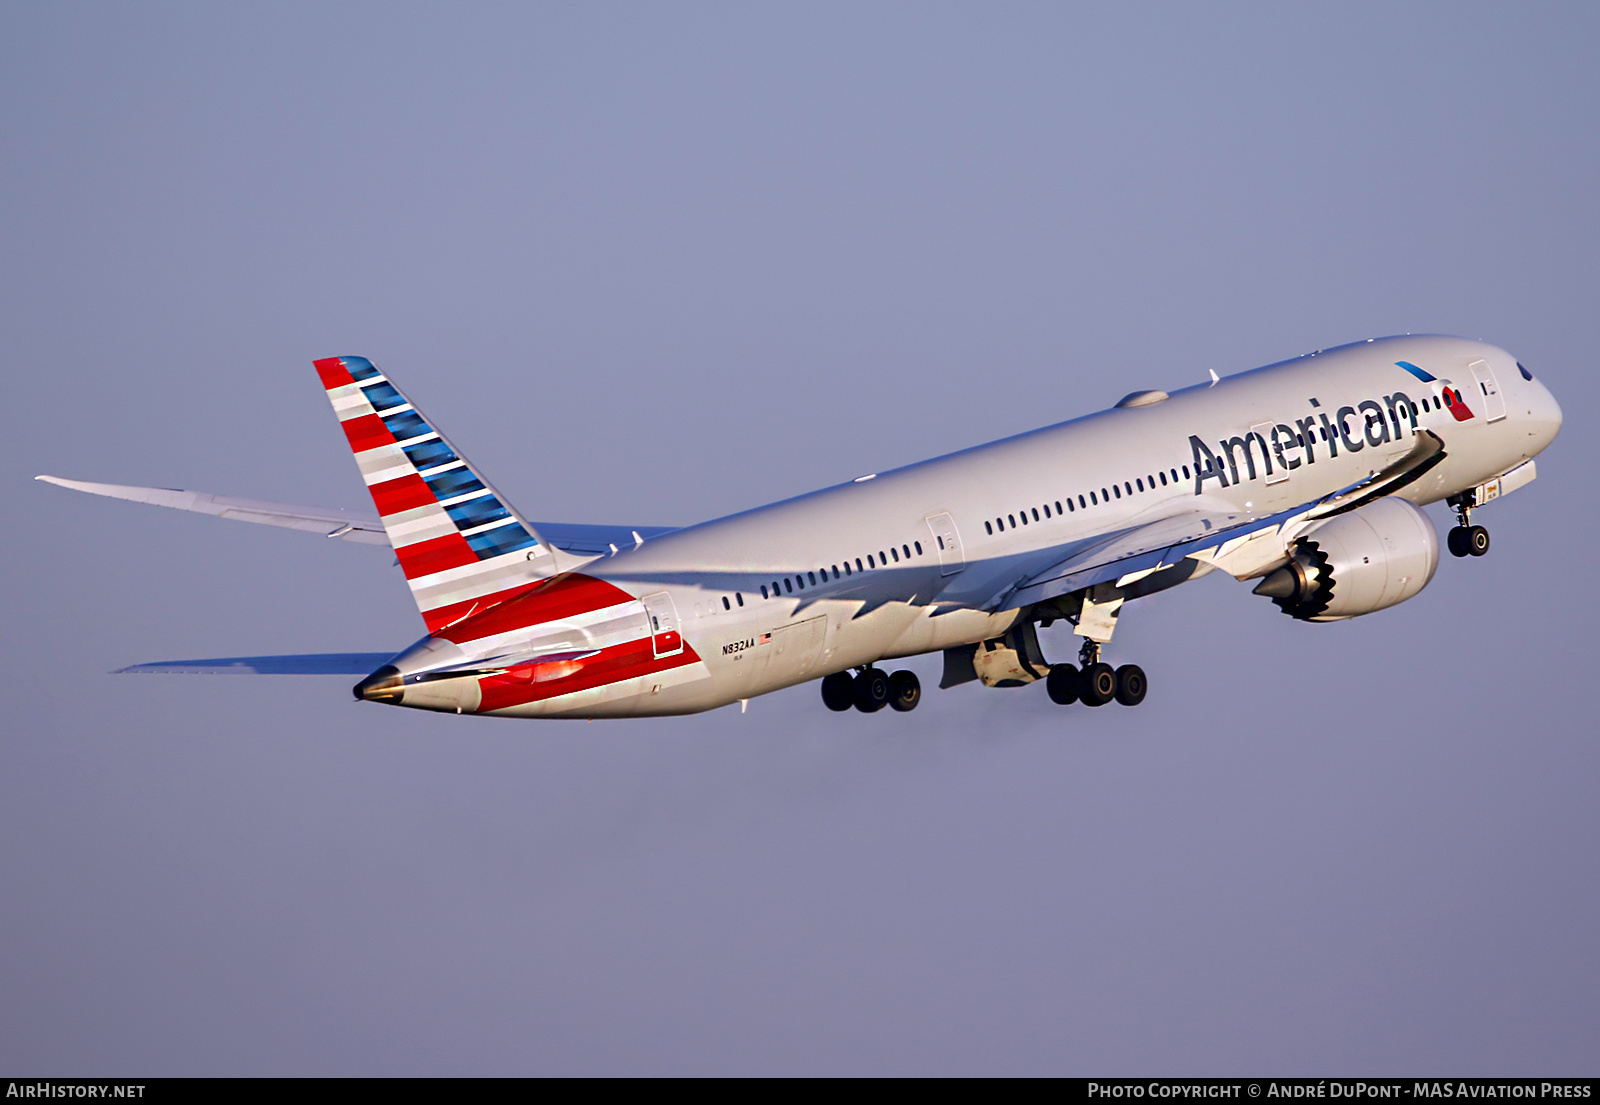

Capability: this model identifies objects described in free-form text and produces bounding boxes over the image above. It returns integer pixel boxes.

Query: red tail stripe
[369,472,437,517]
[396,532,478,579]
[421,582,544,635]
[314,357,355,390]
[341,413,393,454]
[476,637,702,713]
[438,573,637,645]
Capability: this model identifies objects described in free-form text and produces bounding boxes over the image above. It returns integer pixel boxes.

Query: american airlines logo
[1188,363,1449,493]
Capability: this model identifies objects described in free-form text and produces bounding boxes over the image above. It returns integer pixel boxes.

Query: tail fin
[314,356,564,632]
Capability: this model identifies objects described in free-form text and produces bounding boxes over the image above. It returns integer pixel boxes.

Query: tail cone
[354,665,403,703]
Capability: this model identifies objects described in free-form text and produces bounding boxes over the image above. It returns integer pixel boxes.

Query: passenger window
[868,555,875,568]
[1182,466,1191,479]
[1031,508,1040,522]
[1137,478,1144,492]
[1090,491,1097,505]
[1066,498,1075,512]
[879,551,887,564]
[1020,512,1028,525]
[808,571,817,585]
[722,596,731,610]
[1113,485,1121,499]
[914,542,922,556]
[985,521,993,535]
[832,565,840,579]
[761,585,769,599]
[855,558,863,572]
[1078,495,1086,508]
[1042,504,1051,518]
[1008,515,1016,528]
[736,593,743,607]
[1055,501,1063,514]
[1125,482,1132,495]
[783,578,792,594]
[890,548,899,563]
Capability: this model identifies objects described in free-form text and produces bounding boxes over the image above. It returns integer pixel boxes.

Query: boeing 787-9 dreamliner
[39,335,1561,719]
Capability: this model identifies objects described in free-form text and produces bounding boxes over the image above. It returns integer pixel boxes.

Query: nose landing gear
[1446,493,1490,558]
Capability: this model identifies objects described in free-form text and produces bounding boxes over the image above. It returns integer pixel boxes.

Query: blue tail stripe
[381,409,431,442]
[342,356,381,382]
[467,525,537,558]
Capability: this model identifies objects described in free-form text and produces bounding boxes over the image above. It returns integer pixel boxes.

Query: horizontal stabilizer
[116,653,396,675]
[36,474,678,556]
[36,475,390,544]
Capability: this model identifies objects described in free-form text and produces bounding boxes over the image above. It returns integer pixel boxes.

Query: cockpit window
[1518,362,1534,381]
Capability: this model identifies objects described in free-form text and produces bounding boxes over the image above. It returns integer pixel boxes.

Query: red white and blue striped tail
[314,356,563,633]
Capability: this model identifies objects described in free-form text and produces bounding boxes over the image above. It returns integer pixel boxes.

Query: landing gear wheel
[1447,526,1472,558]
[1467,525,1490,557]
[888,670,921,712]
[1080,662,1116,707]
[853,668,890,713]
[1114,664,1147,707]
[1046,663,1080,705]
[821,671,855,712]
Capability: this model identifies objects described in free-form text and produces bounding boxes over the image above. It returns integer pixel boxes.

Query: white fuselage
[384,335,1561,718]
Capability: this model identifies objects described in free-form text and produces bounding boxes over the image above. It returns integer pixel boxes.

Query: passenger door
[1252,422,1289,485]
[925,512,965,576]
[641,591,683,658]
[1468,359,1507,423]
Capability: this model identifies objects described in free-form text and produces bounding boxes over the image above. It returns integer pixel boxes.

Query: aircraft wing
[35,475,677,556]
[990,506,1303,611]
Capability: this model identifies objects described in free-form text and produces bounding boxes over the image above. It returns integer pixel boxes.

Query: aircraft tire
[821,671,856,712]
[1447,526,1472,557]
[1114,664,1147,707]
[1081,663,1116,707]
[853,668,891,713]
[1046,663,1080,705]
[888,670,921,712]
[1468,525,1490,556]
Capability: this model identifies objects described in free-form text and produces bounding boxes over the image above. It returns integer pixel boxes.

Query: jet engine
[1252,497,1439,621]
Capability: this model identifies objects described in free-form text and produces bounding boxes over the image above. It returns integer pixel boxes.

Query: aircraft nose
[1529,378,1563,451]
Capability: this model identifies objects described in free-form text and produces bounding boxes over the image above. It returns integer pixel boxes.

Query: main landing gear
[821,667,921,713]
[1045,639,1147,708]
[1446,493,1490,558]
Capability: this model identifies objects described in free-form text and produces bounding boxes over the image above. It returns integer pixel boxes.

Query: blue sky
[2,2,1596,1074]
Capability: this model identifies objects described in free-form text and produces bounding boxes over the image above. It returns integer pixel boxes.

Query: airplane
[38,334,1561,720]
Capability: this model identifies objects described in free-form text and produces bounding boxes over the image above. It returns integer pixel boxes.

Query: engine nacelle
[1253,497,1439,621]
